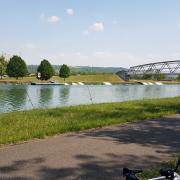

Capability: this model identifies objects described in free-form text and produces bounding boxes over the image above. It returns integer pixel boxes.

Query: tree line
[0,55,70,81]
[131,73,180,81]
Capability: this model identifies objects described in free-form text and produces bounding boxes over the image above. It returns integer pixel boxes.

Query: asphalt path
[0,115,180,180]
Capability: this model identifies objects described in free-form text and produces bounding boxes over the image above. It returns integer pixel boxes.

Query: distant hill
[28,65,126,75]
[70,66,127,75]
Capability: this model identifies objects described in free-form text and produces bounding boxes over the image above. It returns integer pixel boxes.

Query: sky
[0,0,180,68]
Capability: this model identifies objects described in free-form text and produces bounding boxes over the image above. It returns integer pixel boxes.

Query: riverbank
[0,74,126,84]
[132,79,180,85]
[0,75,179,85]
[0,97,179,145]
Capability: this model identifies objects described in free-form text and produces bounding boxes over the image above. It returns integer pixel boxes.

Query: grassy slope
[0,74,124,84]
[0,97,180,145]
[57,74,124,83]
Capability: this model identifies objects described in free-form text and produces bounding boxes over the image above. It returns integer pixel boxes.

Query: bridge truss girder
[128,60,180,75]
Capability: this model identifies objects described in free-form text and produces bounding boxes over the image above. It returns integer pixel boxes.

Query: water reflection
[0,84,27,112]
[0,84,180,113]
[38,86,53,107]
[59,86,70,105]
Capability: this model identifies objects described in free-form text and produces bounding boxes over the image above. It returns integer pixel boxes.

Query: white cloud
[178,24,180,28]
[66,8,74,16]
[90,22,104,32]
[83,22,104,35]
[47,16,60,23]
[40,14,60,23]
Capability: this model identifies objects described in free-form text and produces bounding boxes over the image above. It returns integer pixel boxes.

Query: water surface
[0,84,180,113]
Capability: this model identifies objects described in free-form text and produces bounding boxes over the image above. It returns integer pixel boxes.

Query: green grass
[2,75,179,84]
[0,74,124,84]
[58,74,124,83]
[0,97,180,145]
[140,156,180,179]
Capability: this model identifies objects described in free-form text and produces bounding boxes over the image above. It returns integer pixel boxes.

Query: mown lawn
[0,97,180,145]
[0,74,124,84]
[57,74,124,83]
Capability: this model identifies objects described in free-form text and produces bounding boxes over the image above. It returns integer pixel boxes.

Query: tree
[6,55,28,79]
[142,74,153,80]
[59,64,70,81]
[37,59,54,80]
[0,55,8,79]
[153,74,165,81]
[177,74,180,81]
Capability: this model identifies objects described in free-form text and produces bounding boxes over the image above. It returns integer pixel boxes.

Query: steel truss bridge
[116,60,180,80]
[128,60,180,75]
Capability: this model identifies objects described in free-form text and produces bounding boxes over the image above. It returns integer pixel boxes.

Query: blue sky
[0,0,180,67]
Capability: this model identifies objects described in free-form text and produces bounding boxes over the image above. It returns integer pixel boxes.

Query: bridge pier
[116,70,130,81]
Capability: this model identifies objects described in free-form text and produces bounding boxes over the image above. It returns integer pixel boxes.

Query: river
[0,84,180,113]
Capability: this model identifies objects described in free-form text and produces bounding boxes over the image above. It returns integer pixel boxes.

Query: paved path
[0,115,180,180]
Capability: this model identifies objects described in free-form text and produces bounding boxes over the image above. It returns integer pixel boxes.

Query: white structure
[72,82,78,85]
[142,82,148,85]
[103,82,112,85]
[78,82,84,85]
[155,82,163,85]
